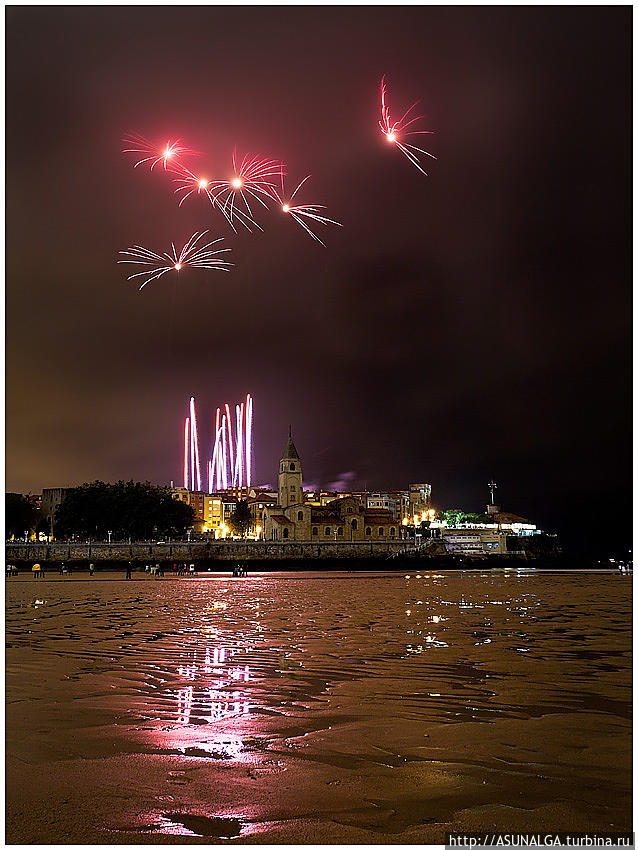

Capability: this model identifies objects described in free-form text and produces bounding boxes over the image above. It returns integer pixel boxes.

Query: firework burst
[118,230,231,290]
[270,171,342,246]
[122,134,195,171]
[211,152,282,232]
[378,76,436,175]
[172,166,218,208]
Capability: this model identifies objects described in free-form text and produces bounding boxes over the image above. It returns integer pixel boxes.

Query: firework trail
[211,152,281,232]
[118,230,232,290]
[225,403,234,482]
[122,134,195,171]
[378,76,436,175]
[203,394,254,494]
[270,171,342,246]
[183,418,190,489]
[190,396,202,492]
[245,393,253,488]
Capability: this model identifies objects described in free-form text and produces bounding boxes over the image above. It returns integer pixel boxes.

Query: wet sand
[5,570,632,843]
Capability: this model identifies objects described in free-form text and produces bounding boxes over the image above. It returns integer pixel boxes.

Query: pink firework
[211,152,282,232]
[172,166,218,208]
[378,76,436,175]
[118,230,232,290]
[270,172,342,246]
[122,133,195,171]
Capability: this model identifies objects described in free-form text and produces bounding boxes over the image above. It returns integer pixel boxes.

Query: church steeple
[278,428,302,508]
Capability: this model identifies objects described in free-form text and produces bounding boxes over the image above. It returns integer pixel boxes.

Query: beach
[5,569,632,843]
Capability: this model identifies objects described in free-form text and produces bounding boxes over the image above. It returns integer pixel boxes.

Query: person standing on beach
[89,563,95,577]
[125,561,132,580]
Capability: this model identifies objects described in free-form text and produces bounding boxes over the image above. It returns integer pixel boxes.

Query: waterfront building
[278,429,303,509]
[248,493,277,537]
[203,495,223,532]
[441,528,508,555]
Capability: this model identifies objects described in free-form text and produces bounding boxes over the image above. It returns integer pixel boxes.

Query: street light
[108,530,112,544]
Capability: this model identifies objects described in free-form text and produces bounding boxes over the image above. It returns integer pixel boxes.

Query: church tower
[278,427,303,508]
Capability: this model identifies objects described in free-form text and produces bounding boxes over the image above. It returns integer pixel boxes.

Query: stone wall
[5,540,410,564]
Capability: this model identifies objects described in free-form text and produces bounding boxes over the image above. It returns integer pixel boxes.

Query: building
[367,492,397,515]
[203,495,223,532]
[441,528,508,555]
[248,493,278,538]
[41,488,72,523]
[263,433,400,542]
[278,429,303,509]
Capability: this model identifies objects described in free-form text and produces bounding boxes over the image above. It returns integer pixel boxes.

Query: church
[263,431,401,542]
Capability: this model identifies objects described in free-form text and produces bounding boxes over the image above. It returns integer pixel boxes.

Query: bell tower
[278,427,303,508]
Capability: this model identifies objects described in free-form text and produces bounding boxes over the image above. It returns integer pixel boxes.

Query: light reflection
[174,645,251,725]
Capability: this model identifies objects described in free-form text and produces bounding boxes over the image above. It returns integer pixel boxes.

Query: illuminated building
[264,434,400,542]
[248,493,277,536]
[203,495,223,532]
[170,487,204,532]
[278,428,302,509]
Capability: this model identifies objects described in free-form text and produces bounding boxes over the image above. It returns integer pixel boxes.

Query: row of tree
[52,481,195,539]
[6,484,256,541]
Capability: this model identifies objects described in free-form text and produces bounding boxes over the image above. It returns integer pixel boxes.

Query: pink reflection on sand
[173,644,251,728]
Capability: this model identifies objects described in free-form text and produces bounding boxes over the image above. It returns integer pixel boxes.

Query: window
[351,519,357,530]
[325,527,331,536]
[338,526,343,536]
[312,526,318,536]
[390,527,395,537]
[283,527,289,539]
[298,511,303,521]
[379,527,384,536]
[365,527,371,536]
[290,462,295,471]
[347,507,352,513]
[291,485,296,491]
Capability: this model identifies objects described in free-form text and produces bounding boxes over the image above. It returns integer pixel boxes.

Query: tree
[53,481,194,540]
[6,493,39,538]
[227,500,251,538]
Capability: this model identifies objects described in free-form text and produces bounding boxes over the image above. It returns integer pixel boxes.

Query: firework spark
[172,166,218,208]
[118,230,232,290]
[211,152,282,231]
[378,76,436,175]
[122,134,195,171]
[270,172,342,246]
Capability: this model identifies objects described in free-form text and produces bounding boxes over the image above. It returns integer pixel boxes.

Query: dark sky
[6,7,631,554]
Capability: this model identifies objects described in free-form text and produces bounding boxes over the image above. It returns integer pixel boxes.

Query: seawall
[6,540,413,564]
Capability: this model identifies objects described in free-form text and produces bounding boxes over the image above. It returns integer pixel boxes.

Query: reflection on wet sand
[5,570,632,843]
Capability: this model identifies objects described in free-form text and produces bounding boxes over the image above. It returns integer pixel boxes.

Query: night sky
[6,7,631,555]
